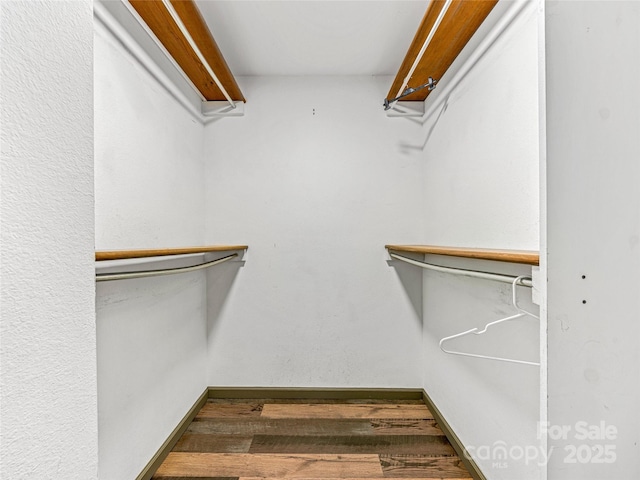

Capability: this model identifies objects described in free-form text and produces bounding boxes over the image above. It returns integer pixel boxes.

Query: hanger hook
[438,275,540,366]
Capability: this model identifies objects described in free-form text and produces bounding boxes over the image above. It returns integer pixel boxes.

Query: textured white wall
[94,16,207,480]
[417,4,542,479]
[0,1,97,478]
[203,76,425,388]
[545,2,640,478]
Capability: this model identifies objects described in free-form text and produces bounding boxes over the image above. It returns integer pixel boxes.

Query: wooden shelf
[96,245,248,261]
[387,0,498,103]
[386,245,539,266]
[129,0,245,102]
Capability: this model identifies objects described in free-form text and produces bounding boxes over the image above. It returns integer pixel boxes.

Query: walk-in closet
[1,1,638,479]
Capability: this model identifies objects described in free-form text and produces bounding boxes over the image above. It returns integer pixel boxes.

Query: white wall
[94,12,205,250]
[419,4,540,251]
[203,76,425,388]
[94,15,208,480]
[545,2,640,478]
[416,3,542,479]
[0,1,97,478]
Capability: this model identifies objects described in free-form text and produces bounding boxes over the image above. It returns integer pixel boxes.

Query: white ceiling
[195,0,429,76]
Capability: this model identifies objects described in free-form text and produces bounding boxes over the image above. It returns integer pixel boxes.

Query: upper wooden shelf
[386,245,539,266]
[387,0,498,103]
[129,0,244,102]
[96,245,248,261]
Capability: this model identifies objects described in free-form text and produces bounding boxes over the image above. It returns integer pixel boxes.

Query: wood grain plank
[206,398,425,405]
[208,389,424,402]
[196,404,263,419]
[380,454,471,478]
[260,404,433,420]
[96,245,247,261]
[187,418,374,436]
[238,478,472,480]
[153,398,469,479]
[370,420,445,436]
[386,245,540,265]
[154,453,385,478]
[173,434,253,453]
[153,477,238,480]
[248,435,456,455]
[187,418,444,437]
[386,0,498,102]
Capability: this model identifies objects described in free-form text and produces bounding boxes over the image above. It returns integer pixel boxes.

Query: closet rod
[389,253,533,287]
[161,0,236,108]
[96,253,237,282]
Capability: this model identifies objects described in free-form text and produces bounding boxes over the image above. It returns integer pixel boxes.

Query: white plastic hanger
[438,276,540,366]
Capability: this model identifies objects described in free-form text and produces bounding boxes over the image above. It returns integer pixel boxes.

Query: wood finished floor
[152,398,472,479]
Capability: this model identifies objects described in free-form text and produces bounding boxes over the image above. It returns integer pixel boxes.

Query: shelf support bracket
[385,101,425,118]
[202,101,245,117]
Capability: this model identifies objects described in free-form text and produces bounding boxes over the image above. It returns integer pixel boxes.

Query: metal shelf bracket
[385,101,425,118]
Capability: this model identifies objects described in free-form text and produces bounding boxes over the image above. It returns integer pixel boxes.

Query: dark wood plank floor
[152,398,472,479]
